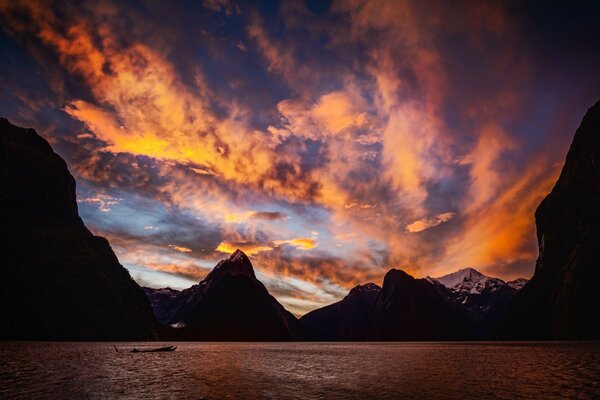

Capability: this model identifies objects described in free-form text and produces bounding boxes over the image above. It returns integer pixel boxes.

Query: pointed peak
[431,267,511,295]
[230,249,249,263]
[208,249,256,281]
[348,282,381,296]
[456,267,484,277]
[433,267,486,286]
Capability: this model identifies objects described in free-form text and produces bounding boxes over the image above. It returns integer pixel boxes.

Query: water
[1,342,599,399]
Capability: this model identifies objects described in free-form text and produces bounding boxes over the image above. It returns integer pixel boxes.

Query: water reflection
[1,342,599,399]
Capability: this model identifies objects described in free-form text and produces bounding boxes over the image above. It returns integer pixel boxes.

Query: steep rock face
[142,287,181,326]
[145,250,310,341]
[499,101,600,340]
[370,270,471,340]
[428,268,525,337]
[300,283,381,341]
[0,118,157,340]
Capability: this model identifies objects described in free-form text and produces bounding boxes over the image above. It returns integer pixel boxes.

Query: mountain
[300,283,380,341]
[144,250,310,341]
[430,268,506,295]
[369,269,472,340]
[427,268,526,337]
[507,278,528,291]
[0,118,157,340]
[142,287,182,326]
[498,101,600,340]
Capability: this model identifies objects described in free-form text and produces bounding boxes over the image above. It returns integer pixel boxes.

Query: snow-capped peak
[432,268,485,289]
[507,278,528,290]
[427,268,529,320]
[428,267,507,296]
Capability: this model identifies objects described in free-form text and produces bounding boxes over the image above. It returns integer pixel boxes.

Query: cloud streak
[406,212,455,233]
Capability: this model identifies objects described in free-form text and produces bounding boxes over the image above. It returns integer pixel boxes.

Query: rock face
[0,118,157,340]
[144,250,310,341]
[370,270,471,340]
[142,287,181,326]
[428,268,525,337]
[498,101,600,340]
[300,283,381,341]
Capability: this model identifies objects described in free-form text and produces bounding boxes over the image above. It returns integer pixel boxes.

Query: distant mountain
[142,287,181,326]
[370,269,472,340]
[427,268,526,337]
[300,283,380,341]
[0,118,157,340]
[430,268,506,295]
[302,267,529,341]
[507,278,528,291]
[144,250,310,341]
[498,101,600,340]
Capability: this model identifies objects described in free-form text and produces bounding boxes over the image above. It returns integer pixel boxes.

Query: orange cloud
[459,123,517,213]
[436,158,561,278]
[0,0,575,301]
[146,262,211,282]
[168,245,193,253]
[273,89,371,141]
[406,212,455,233]
[273,238,317,250]
[215,241,274,256]
[1,2,313,206]
[313,91,368,133]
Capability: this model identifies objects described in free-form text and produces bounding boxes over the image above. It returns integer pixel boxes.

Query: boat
[131,345,177,353]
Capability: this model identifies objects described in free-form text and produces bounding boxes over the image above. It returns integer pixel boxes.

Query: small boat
[131,345,177,353]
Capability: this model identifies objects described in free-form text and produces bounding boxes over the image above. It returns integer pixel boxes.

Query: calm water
[1,342,599,399]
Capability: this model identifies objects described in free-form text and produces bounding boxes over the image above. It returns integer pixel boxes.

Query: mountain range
[301,267,526,341]
[1,99,598,341]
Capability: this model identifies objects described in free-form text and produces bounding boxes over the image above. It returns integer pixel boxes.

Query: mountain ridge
[0,117,158,340]
[3,99,599,342]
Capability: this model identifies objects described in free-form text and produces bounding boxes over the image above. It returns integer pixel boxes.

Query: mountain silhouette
[145,249,311,341]
[300,283,381,341]
[369,269,472,340]
[303,267,527,341]
[498,101,600,340]
[0,118,157,340]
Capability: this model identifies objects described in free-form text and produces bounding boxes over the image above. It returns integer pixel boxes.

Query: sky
[1,0,599,315]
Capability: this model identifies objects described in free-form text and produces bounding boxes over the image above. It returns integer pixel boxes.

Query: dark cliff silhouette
[0,118,157,340]
[144,250,311,341]
[498,101,600,340]
[300,283,381,341]
[302,269,482,341]
[369,270,472,340]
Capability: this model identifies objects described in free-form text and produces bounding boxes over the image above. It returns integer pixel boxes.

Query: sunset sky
[1,0,599,314]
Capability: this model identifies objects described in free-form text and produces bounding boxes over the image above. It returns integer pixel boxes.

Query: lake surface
[1,342,599,399]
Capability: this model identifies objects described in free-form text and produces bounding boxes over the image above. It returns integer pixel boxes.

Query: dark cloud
[249,211,288,221]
